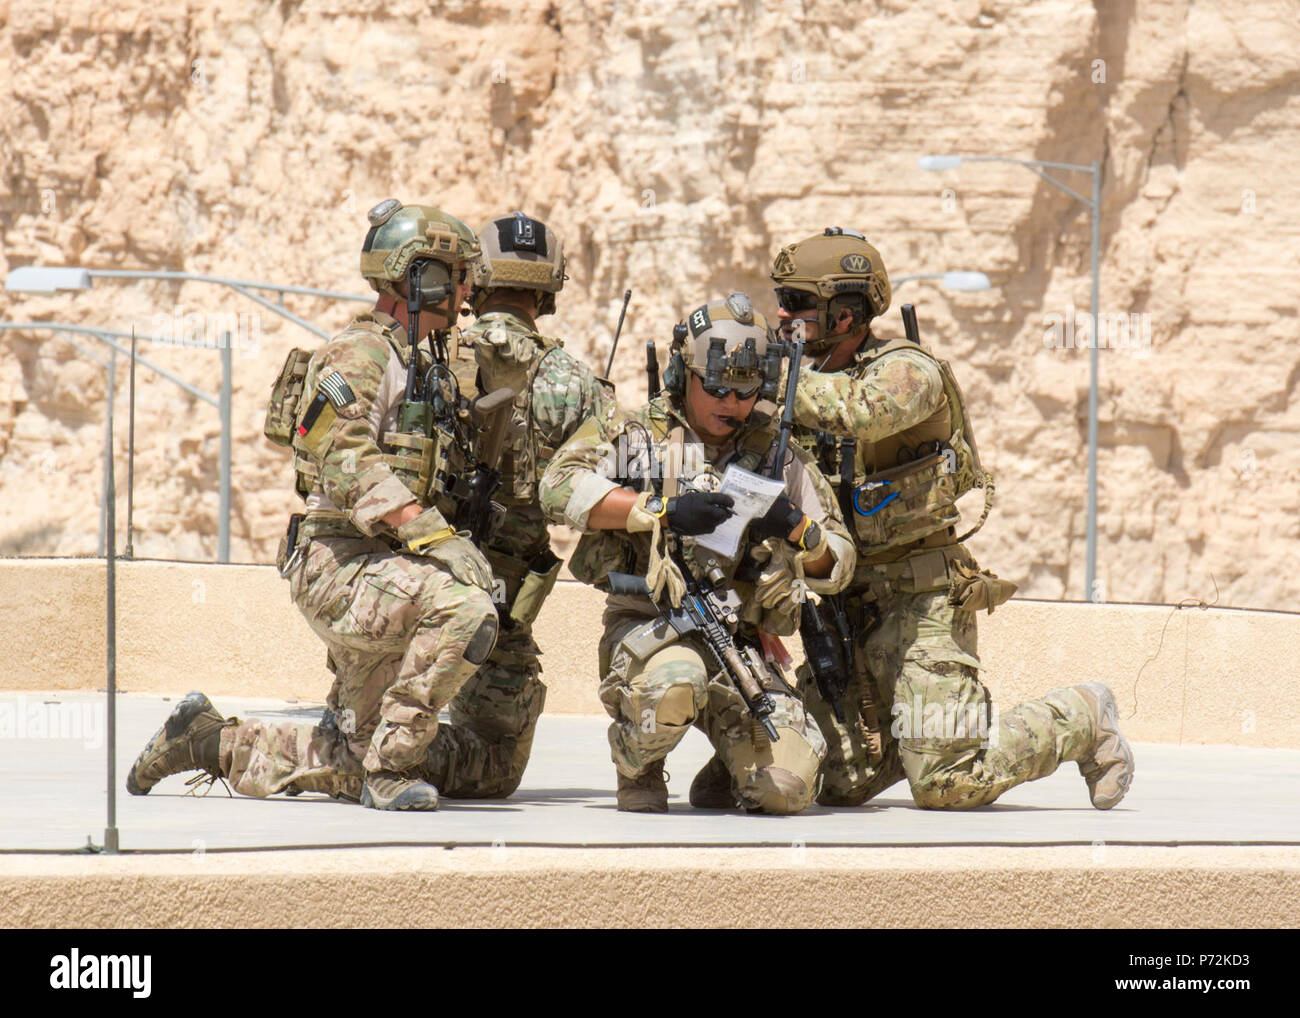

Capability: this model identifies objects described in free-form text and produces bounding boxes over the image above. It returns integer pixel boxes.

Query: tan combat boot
[688,753,738,809]
[361,770,440,811]
[617,760,669,813]
[126,691,233,795]
[1076,682,1135,809]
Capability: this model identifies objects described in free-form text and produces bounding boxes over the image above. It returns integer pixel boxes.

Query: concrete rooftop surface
[3,693,1298,853]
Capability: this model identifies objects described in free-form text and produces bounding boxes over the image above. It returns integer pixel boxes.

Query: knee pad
[747,766,813,815]
[655,682,698,727]
[731,725,823,815]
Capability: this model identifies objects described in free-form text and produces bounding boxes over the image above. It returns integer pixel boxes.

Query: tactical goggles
[700,377,761,400]
[775,287,818,313]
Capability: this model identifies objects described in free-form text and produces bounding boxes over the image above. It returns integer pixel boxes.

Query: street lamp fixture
[4,266,93,292]
[893,271,992,292]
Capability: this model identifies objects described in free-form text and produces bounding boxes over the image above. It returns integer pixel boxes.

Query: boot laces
[183,771,233,798]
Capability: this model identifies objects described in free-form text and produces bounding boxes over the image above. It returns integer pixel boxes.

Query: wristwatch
[795,519,822,552]
[645,495,668,518]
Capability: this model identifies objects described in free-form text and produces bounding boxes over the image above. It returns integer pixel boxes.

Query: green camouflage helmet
[770,228,891,350]
[472,211,567,316]
[665,292,774,398]
[359,199,484,297]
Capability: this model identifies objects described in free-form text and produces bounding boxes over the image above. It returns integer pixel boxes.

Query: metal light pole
[219,333,233,562]
[5,267,370,562]
[0,321,221,557]
[126,330,136,559]
[104,347,116,554]
[104,401,119,855]
[919,153,1101,600]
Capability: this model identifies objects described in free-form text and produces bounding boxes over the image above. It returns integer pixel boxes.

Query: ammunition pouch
[859,544,1016,614]
[265,348,321,501]
[849,450,962,553]
[477,545,557,627]
[621,614,681,664]
[264,348,313,448]
[382,424,459,509]
[948,559,1018,615]
[509,548,563,627]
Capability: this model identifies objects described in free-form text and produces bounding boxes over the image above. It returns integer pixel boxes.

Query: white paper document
[692,464,787,559]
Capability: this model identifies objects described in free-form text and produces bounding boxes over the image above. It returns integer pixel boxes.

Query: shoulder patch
[316,368,365,419]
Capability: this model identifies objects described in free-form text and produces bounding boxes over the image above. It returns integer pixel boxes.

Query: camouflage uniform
[788,308,1099,811]
[221,309,499,800]
[541,392,855,814]
[420,305,617,797]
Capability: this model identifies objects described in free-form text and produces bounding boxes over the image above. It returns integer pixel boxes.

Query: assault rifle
[776,355,856,722]
[449,386,515,546]
[767,337,803,482]
[797,439,857,722]
[607,568,780,742]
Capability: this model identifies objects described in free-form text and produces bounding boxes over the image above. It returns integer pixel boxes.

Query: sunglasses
[775,288,818,313]
[701,378,761,400]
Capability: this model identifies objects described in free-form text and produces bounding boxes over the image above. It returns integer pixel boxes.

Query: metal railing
[3,268,371,561]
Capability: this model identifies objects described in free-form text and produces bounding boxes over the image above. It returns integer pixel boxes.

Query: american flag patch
[317,370,356,409]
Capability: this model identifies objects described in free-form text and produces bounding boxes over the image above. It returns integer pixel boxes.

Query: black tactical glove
[750,493,807,543]
[661,490,736,536]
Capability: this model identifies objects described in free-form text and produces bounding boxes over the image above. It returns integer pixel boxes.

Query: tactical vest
[499,337,565,505]
[264,315,471,516]
[802,337,992,558]
[567,398,776,588]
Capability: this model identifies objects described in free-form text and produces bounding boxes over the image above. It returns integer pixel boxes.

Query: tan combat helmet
[472,211,567,316]
[770,227,891,351]
[664,292,778,400]
[359,199,484,301]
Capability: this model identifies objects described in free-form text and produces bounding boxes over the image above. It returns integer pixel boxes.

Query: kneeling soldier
[540,293,855,814]
[770,228,1134,811]
[127,200,501,811]
[420,210,619,798]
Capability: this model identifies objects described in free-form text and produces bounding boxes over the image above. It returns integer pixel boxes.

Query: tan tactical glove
[645,527,687,608]
[752,540,811,635]
[397,509,495,592]
[624,492,688,608]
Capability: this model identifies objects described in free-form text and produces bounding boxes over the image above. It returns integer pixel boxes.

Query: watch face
[647,496,665,515]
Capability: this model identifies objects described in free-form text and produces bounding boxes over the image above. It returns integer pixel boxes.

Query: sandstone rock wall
[2,0,1297,607]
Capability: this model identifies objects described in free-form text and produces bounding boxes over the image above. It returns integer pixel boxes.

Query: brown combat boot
[1076,682,1135,809]
[688,753,738,809]
[360,770,440,811]
[617,760,669,813]
[126,691,233,795]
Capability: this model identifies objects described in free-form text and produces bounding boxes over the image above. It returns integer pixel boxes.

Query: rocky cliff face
[2,0,1297,607]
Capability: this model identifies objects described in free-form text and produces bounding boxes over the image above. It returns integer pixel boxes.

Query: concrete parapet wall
[3,846,1298,928]
[3,558,1297,748]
